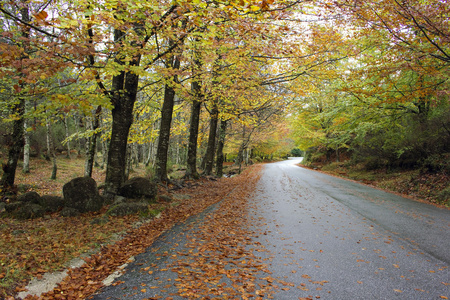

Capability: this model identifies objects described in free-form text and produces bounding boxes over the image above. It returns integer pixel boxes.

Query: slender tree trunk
[22,115,30,174]
[64,115,71,159]
[215,119,228,177]
[185,45,203,179]
[46,120,57,180]
[101,138,108,170]
[84,106,101,177]
[1,5,29,192]
[185,98,202,179]
[203,103,219,176]
[155,52,181,182]
[73,115,85,156]
[235,126,246,173]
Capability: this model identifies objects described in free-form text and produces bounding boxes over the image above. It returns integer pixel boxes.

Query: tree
[155,40,182,182]
[0,2,30,192]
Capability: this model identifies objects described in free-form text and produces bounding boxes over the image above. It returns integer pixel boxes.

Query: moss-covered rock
[118,177,157,202]
[106,202,150,217]
[17,191,41,204]
[60,207,81,217]
[39,195,65,212]
[11,203,45,219]
[63,177,104,212]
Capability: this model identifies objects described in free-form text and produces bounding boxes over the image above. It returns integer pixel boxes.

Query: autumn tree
[0,1,66,192]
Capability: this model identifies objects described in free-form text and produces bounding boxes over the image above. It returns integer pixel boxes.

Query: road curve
[91,159,449,299]
[248,158,449,299]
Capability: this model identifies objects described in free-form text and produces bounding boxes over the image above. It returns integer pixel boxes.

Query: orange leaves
[5,165,263,299]
[33,11,48,21]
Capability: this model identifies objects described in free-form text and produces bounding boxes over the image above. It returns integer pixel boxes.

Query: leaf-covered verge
[0,157,256,298]
[302,160,450,208]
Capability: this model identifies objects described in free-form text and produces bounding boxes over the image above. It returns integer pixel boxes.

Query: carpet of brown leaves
[0,156,262,299]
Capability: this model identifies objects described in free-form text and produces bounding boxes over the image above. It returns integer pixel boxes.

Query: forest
[0,0,449,200]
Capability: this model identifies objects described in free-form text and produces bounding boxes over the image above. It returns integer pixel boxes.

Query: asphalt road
[91,158,449,299]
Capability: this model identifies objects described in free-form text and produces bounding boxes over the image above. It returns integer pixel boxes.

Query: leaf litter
[11,164,292,299]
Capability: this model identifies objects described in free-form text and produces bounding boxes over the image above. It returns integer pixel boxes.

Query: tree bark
[155,53,181,182]
[1,99,25,191]
[1,5,29,192]
[46,120,57,180]
[22,111,30,174]
[215,119,228,177]
[104,29,141,197]
[84,106,101,177]
[203,103,219,176]
[235,126,246,173]
[185,46,203,179]
[185,97,202,179]
[64,115,71,159]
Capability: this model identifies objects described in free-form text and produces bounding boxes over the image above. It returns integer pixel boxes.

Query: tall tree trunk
[203,103,219,176]
[1,5,29,192]
[46,120,57,180]
[185,98,202,179]
[235,126,246,173]
[104,29,141,198]
[185,45,203,179]
[84,106,101,177]
[125,144,132,180]
[101,137,108,170]
[1,99,25,191]
[22,113,30,174]
[64,115,71,159]
[155,53,181,182]
[215,119,228,177]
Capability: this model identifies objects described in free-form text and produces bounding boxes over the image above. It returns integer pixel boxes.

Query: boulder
[118,177,157,202]
[5,202,22,213]
[63,177,104,213]
[60,207,81,217]
[11,203,45,219]
[39,195,65,213]
[106,202,149,217]
[17,191,41,204]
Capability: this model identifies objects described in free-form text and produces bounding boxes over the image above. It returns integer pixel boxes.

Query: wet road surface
[91,159,449,299]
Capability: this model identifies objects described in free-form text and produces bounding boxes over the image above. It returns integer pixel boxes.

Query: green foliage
[436,187,450,206]
[422,154,450,174]
[290,148,303,157]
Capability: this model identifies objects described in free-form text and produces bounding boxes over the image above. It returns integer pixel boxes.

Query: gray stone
[17,191,41,204]
[60,207,81,217]
[63,177,104,212]
[5,202,23,213]
[106,202,149,217]
[39,195,65,212]
[118,177,157,202]
[11,203,45,219]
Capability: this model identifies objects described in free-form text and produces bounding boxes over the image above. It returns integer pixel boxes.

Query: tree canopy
[1,0,448,193]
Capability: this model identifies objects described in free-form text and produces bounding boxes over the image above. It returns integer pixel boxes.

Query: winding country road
[91,159,449,299]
